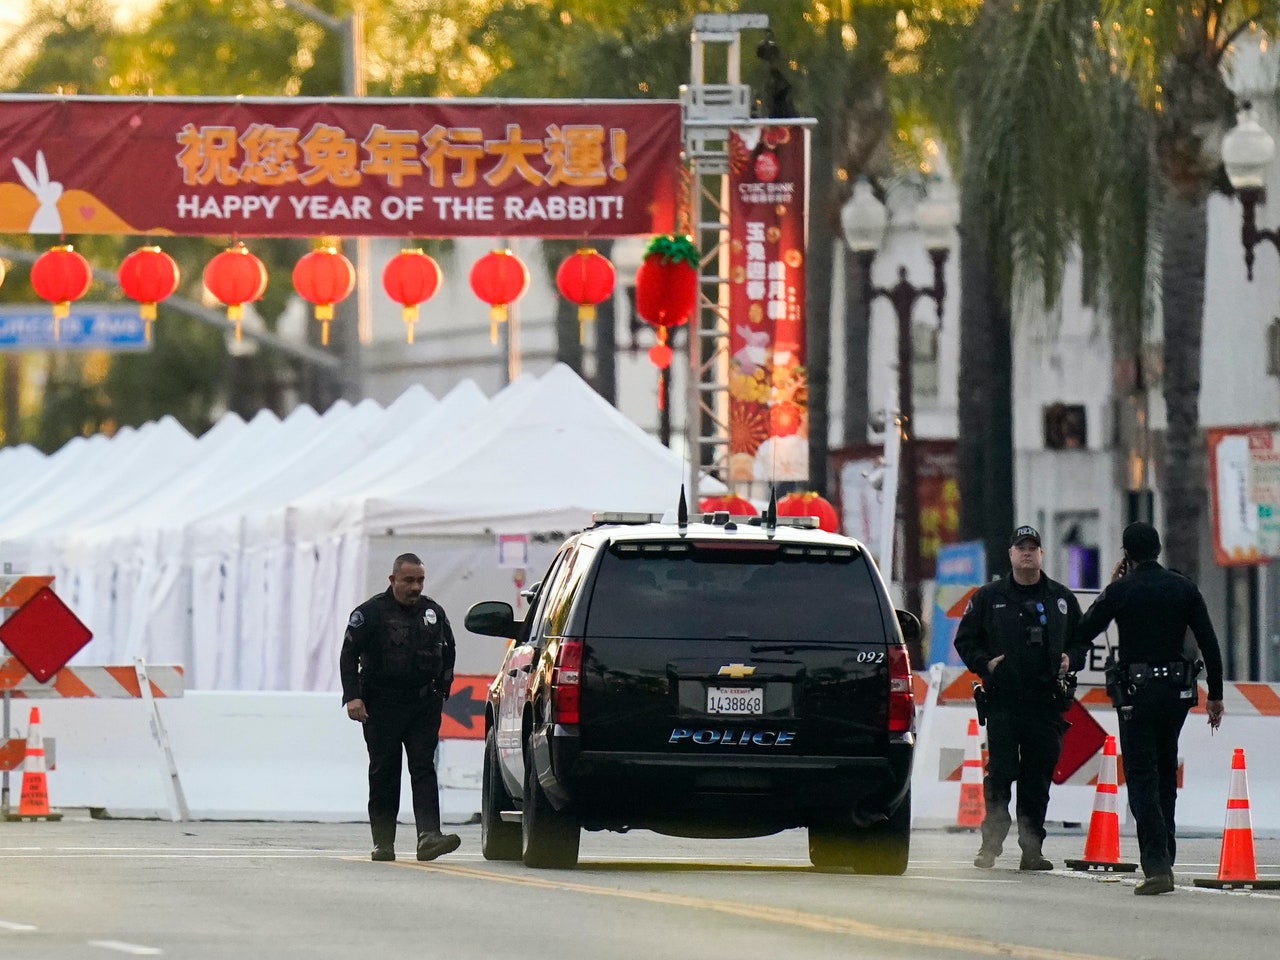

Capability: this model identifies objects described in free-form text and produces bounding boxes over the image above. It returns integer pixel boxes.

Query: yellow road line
[410,861,1122,960]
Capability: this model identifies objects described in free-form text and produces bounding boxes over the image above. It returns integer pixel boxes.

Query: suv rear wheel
[808,791,911,875]
[481,728,521,861]
[521,743,580,869]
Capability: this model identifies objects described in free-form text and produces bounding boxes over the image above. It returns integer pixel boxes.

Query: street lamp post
[1223,103,1280,279]
[842,177,958,618]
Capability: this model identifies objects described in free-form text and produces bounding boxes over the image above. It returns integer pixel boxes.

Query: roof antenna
[764,484,777,534]
[677,483,688,532]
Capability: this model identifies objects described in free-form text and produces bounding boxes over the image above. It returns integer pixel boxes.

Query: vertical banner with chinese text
[726,126,808,484]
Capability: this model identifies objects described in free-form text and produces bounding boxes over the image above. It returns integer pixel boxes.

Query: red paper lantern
[118,246,180,341]
[777,492,840,533]
[382,248,443,344]
[698,495,757,517]
[204,243,267,342]
[293,245,355,346]
[634,234,699,332]
[555,248,615,342]
[633,234,699,408]
[469,249,529,344]
[31,244,92,340]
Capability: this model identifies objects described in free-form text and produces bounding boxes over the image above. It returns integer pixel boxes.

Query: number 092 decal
[855,650,886,663]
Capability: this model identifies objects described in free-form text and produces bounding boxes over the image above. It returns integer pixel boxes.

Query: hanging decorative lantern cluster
[16,242,624,352]
[118,246,180,341]
[31,245,92,340]
[204,242,267,342]
[634,233,699,407]
[777,491,840,533]
[469,249,530,344]
[555,248,615,343]
[698,494,757,517]
[293,242,355,346]
[382,248,442,344]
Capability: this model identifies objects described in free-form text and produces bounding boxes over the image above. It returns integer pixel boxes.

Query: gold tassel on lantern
[315,303,334,346]
[227,303,244,342]
[402,304,419,344]
[577,303,596,344]
[490,303,508,344]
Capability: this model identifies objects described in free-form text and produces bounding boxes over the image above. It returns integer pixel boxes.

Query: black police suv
[464,510,918,872]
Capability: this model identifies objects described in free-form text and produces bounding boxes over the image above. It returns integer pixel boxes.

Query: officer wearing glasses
[954,526,1090,871]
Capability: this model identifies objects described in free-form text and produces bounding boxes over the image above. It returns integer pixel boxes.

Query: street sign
[0,304,148,351]
[0,587,93,682]
[1053,698,1109,784]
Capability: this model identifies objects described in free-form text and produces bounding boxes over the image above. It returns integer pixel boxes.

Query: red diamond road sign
[1053,698,1109,784]
[0,587,93,682]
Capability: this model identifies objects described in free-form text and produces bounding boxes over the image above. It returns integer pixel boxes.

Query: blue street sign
[0,304,149,351]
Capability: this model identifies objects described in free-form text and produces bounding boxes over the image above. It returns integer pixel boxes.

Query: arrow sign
[439,675,489,740]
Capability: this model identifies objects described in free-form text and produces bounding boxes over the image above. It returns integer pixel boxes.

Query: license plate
[706,687,763,715]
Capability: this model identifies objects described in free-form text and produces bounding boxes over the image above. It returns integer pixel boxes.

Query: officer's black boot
[371,820,396,862]
[417,830,461,861]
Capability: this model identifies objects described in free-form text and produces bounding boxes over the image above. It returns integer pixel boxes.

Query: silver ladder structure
[680,12,763,496]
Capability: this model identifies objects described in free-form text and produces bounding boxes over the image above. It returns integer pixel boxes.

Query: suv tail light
[551,639,584,725]
[887,644,914,733]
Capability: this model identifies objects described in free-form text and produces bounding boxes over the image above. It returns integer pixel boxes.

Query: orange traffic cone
[946,717,985,832]
[11,707,60,821]
[1066,736,1137,872]
[1194,748,1280,889]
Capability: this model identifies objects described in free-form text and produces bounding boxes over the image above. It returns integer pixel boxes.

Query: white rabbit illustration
[732,324,771,375]
[12,150,63,234]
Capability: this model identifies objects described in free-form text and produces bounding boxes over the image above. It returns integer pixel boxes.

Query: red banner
[726,126,808,484]
[0,96,681,239]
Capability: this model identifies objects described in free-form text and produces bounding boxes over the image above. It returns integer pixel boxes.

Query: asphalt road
[1,815,1277,960]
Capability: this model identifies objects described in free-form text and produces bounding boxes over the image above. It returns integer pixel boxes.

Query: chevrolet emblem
[717,663,756,678]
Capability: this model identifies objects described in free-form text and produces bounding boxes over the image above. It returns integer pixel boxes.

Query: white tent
[7,365,722,690]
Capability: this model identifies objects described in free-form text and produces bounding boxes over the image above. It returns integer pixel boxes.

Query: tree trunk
[592,238,617,406]
[1159,190,1208,583]
[843,248,871,445]
[957,153,1013,578]
[555,297,584,374]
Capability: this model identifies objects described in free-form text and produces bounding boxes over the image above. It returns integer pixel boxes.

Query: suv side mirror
[895,609,922,647]
[465,600,518,638]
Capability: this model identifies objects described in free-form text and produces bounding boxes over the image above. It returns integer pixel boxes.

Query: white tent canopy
[4,365,721,690]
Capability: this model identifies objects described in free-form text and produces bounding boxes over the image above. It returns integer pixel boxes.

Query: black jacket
[339,587,456,704]
[953,573,1089,703]
[1077,560,1224,700]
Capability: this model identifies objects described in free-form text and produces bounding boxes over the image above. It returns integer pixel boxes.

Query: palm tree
[958,1,1274,582]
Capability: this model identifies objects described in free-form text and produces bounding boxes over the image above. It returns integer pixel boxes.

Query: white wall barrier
[34,693,481,822]
[27,679,1280,836]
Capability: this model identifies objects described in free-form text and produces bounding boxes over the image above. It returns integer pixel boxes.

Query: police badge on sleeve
[1057,598,1068,615]
[424,609,438,626]
[348,610,364,628]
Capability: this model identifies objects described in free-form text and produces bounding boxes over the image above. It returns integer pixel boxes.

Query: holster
[1103,651,1125,709]
[972,681,988,726]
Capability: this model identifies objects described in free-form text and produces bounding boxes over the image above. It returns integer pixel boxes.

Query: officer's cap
[1010,525,1041,547]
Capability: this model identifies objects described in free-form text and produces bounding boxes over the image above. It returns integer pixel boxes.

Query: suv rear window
[584,540,888,643]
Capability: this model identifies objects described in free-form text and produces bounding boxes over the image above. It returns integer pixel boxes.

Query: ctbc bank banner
[726,125,809,484]
[0,95,682,239]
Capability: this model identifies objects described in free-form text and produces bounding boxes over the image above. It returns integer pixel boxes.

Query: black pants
[362,693,444,846]
[1116,683,1191,878]
[980,700,1066,857]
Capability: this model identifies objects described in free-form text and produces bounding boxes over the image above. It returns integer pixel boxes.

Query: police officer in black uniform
[340,552,462,863]
[1078,521,1224,895]
[954,525,1090,871]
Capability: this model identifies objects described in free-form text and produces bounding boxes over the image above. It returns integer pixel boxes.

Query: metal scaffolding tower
[680,13,765,497]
